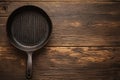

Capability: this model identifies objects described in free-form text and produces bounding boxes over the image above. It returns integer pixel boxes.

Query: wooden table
[0,0,120,80]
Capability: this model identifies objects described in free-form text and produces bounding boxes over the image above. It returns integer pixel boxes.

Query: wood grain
[0,2,120,16]
[0,0,120,2]
[0,2,120,46]
[0,22,120,47]
[0,47,120,80]
[0,1,120,80]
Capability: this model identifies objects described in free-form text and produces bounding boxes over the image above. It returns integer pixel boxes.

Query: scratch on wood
[20,59,25,66]
[4,56,17,60]
[0,47,11,51]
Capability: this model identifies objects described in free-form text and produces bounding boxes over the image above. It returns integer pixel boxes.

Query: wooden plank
[0,2,120,46]
[0,16,120,47]
[0,1,120,80]
[0,0,120,2]
[0,2,120,17]
[0,47,120,80]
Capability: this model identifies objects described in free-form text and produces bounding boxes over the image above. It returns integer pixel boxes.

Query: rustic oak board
[0,2,120,16]
[0,47,120,80]
[0,22,120,47]
[0,2,120,46]
[0,1,120,80]
[0,0,120,2]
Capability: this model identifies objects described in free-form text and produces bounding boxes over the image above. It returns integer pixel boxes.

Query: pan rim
[6,5,52,52]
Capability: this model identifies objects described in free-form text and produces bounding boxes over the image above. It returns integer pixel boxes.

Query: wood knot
[0,5,8,13]
[2,5,8,11]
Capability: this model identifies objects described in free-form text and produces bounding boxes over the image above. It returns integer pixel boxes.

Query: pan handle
[26,52,33,79]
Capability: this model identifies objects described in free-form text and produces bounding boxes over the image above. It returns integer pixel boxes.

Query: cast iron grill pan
[6,5,52,79]
[12,11,48,46]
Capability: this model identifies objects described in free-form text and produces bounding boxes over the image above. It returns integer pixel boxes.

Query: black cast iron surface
[6,5,52,79]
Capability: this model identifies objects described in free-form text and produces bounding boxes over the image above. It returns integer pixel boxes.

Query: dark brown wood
[0,47,120,80]
[0,2,120,46]
[0,0,120,2]
[0,1,120,80]
[0,19,120,46]
[0,2,120,17]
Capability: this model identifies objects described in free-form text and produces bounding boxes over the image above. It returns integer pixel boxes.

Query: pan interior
[11,10,49,47]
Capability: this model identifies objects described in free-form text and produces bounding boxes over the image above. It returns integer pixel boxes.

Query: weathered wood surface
[0,2,120,46]
[0,0,120,2]
[0,47,120,80]
[0,2,120,16]
[0,1,120,80]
